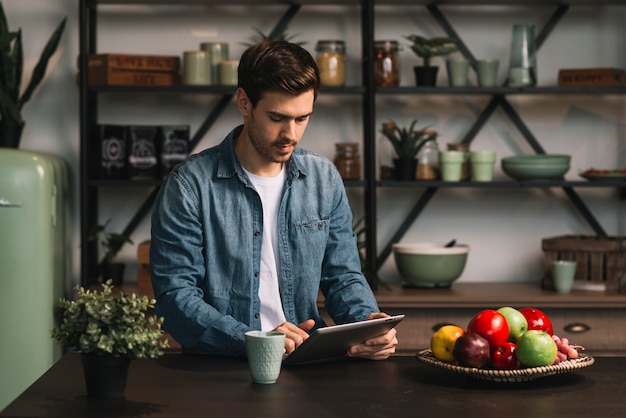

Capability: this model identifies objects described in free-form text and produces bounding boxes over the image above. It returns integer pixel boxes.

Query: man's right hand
[273,319,315,354]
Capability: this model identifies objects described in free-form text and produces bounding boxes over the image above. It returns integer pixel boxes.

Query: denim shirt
[150,125,379,357]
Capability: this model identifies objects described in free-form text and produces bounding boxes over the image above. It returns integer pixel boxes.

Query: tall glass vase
[507,24,537,87]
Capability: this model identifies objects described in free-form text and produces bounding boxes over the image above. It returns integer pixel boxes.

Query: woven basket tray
[416,348,595,383]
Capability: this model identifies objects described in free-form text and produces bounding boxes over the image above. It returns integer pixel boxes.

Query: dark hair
[237,40,320,107]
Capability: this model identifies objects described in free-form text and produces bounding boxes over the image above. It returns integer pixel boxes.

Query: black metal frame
[79,0,625,288]
[374,3,626,270]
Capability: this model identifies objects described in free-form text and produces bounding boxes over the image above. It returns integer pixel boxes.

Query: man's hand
[346,312,398,360]
[273,319,315,354]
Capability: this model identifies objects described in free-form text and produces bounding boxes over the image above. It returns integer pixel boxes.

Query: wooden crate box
[542,235,626,293]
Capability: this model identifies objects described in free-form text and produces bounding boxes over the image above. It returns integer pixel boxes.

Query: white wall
[5,2,625,290]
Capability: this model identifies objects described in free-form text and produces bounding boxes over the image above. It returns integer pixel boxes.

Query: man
[150,40,398,359]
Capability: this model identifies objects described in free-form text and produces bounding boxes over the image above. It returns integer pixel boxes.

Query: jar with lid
[446,142,471,181]
[316,40,347,87]
[416,131,440,180]
[334,143,361,180]
[374,40,400,87]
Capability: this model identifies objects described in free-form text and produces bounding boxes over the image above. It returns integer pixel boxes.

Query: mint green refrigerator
[0,149,68,410]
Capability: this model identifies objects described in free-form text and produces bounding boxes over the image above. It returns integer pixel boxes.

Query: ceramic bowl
[501,154,570,180]
[392,242,469,288]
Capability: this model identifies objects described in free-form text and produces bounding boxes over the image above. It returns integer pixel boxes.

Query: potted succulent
[89,219,134,285]
[0,2,66,148]
[51,280,169,398]
[405,35,458,86]
[381,120,437,181]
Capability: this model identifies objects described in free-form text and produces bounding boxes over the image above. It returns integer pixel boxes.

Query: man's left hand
[346,312,398,360]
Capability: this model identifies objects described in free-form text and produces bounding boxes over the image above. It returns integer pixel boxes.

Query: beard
[247,125,297,164]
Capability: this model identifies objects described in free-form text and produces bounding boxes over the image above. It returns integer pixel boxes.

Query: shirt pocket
[290,218,330,266]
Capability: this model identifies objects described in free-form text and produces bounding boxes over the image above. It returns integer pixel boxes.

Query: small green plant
[0,2,66,126]
[405,35,458,67]
[51,280,169,359]
[241,26,305,46]
[89,219,133,267]
[381,120,437,160]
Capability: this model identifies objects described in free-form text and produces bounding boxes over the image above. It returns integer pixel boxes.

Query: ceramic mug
[446,59,470,87]
[440,151,465,182]
[245,331,285,384]
[477,59,500,87]
[552,260,577,293]
[470,151,496,182]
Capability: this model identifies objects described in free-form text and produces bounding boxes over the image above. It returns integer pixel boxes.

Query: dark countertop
[2,353,624,418]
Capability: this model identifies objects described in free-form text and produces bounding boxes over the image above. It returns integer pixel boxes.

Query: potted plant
[381,120,437,181]
[0,2,66,148]
[405,35,458,87]
[51,280,169,398]
[89,219,133,285]
[242,26,305,46]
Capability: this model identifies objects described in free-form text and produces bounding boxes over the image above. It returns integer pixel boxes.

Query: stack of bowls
[501,154,570,181]
[392,242,470,288]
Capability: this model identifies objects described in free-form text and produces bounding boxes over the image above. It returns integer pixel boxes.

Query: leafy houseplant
[89,219,134,285]
[405,35,458,86]
[381,120,437,181]
[241,26,305,46]
[51,280,169,398]
[0,2,66,148]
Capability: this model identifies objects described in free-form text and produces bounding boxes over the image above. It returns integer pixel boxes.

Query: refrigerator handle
[0,197,22,208]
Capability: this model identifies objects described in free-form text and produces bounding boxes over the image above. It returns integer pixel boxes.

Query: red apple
[467,309,509,348]
[519,307,553,335]
[491,342,520,370]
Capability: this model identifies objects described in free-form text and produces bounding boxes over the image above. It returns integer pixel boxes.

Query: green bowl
[501,154,571,180]
[392,242,469,288]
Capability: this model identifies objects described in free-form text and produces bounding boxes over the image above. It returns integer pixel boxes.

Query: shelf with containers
[79,0,625,291]
[78,0,376,287]
[372,1,626,284]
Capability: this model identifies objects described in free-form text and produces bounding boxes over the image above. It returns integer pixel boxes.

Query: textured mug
[245,331,285,384]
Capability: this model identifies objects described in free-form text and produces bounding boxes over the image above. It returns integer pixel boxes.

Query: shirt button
[255,313,260,318]
[318,223,323,230]
[254,231,261,237]
[254,271,259,277]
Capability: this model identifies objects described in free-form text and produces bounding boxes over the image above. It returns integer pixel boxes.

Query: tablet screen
[282,314,405,366]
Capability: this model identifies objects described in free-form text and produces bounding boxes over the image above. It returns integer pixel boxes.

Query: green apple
[515,330,558,367]
[497,306,528,343]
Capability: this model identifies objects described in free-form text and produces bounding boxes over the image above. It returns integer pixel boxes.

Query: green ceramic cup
[440,151,465,181]
[477,59,500,87]
[245,331,286,384]
[552,260,577,293]
[470,151,496,182]
[446,59,470,87]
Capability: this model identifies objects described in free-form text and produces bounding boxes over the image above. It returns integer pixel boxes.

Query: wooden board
[77,69,180,86]
[558,68,626,87]
[80,53,180,72]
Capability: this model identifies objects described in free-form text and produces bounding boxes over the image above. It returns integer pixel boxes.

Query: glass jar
[374,40,400,87]
[446,143,471,181]
[416,132,440,180]
[316,40,347,87]
[334,143,361,180]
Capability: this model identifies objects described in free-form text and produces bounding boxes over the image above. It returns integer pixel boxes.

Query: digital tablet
[282,314,405,366]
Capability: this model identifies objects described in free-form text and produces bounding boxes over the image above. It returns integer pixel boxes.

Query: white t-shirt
[243,166,287,331]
